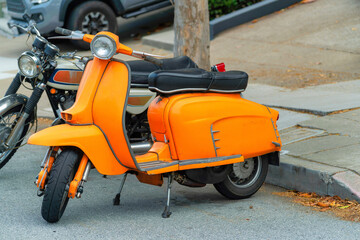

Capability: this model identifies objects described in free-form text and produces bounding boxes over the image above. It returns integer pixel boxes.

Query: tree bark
[173,0,210,70]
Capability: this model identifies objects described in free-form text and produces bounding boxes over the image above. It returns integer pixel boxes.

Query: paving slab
[279,126,325,145]
[283,135,360,157]
[268,108,316,131]
[299,114,360,139]
[245,80,360,115]
[305,144,360,174]
[142,29,174,51]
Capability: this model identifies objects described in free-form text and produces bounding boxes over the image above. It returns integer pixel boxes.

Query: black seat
[127,56,198,87]
[148,68,248,94]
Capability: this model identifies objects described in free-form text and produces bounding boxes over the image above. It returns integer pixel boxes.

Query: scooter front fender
[28,124,128,175]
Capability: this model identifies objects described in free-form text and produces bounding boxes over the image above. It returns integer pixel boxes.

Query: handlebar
[8,14,41,37]
[55,27,72,36]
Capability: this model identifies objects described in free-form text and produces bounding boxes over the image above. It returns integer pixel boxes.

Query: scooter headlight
[18,51,41,78]
[90,35,117,60]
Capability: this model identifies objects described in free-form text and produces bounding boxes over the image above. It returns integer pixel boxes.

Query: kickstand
[162,174,173,218]
[113,173,128,206]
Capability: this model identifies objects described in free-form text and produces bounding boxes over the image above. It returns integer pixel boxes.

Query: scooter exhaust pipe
[131,141,152,153]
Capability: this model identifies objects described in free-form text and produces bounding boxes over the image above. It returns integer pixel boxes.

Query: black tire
[214,156,269,199]
[41,148,82,223]
[0,106,33,169]
[66,1,118,49]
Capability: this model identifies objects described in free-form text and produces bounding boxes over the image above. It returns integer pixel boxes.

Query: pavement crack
[301,142,360,156]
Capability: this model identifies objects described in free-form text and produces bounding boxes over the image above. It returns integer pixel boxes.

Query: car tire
[66,1,118,49]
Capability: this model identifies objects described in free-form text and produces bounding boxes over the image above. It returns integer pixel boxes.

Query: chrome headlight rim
[17,51,42,78]
[90,35,117,60]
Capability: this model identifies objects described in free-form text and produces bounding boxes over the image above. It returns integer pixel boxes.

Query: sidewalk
[142,0,360,201]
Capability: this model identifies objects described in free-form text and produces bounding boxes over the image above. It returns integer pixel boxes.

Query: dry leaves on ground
[301,0,317,4]
[273,190,360,222]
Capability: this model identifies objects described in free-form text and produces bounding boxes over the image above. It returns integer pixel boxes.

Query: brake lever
[48,31,84,40]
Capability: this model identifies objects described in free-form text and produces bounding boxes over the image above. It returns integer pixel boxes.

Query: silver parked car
[7,0,172,47]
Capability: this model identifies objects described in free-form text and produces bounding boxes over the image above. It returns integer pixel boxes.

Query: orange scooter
[29,28,282,223]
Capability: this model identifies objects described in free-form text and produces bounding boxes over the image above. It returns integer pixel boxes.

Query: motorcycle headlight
[18,51,41,78]
[90,35,117,60]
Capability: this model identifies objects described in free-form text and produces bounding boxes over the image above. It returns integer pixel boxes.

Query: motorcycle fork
[4,73,23,96]
[68,154,91,199]
[36,147,59,193]
[4,83,46,149]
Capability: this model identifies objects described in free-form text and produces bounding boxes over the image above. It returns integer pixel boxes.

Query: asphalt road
[1,142,360,240]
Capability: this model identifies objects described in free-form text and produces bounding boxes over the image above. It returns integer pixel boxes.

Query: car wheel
[67,1,118,49]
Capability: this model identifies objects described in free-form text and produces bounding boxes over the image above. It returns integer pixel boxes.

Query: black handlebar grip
[144,55,163,67]
[55,27,72,36]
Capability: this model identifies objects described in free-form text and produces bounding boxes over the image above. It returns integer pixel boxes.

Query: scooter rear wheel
[214,156,268,199]
[41,148,82,223]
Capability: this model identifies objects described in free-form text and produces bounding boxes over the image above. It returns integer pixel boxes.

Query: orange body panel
[92,61,136,169]
[148,93,281,161]
[62,59,109,124]
[28,124,127,175]
[136,173,163,186]
[37,147,58,190]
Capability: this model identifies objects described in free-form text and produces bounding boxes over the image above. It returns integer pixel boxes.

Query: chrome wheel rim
[0,111,22,162]
[228,157,262,188]
[81,12,109,34]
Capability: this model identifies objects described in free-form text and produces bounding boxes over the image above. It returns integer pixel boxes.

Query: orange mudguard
[28,124,128,175]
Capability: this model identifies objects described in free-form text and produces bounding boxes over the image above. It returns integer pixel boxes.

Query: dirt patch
[273,190,360,222]
[248,67,360,89]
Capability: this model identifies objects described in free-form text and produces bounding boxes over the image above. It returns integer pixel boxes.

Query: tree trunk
[173,0,210,70]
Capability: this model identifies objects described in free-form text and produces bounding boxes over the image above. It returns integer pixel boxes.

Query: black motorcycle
[0,15,87,169]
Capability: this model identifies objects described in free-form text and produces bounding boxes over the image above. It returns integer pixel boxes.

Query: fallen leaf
[249,206,253,209]
[317,202,330,208]
[352,28,357,31]
[301,0,316,3]
[339,205,350,209]
[299,193,312,198]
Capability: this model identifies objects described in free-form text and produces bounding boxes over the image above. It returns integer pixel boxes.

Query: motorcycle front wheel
[214,156,268,199]
[41,147,82,223]
[0,106,32,169]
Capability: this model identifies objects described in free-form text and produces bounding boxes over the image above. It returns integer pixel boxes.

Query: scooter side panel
[163,93,280,160]
[61,59,109,124]
[92,60,137,169]
[27,124,128,175]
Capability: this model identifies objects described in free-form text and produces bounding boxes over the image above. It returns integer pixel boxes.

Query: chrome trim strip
[179,154,243,166]
[140,161,179,172]
[210,125,220,157]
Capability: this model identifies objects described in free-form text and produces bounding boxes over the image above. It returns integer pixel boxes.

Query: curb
[210,0,301,40]
[266,158,360,202]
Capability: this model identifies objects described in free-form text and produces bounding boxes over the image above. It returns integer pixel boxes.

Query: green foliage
[208,0,263,20]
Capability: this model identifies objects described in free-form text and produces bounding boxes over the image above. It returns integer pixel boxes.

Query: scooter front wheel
[41,147,82,223]
[214,156,268,199]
